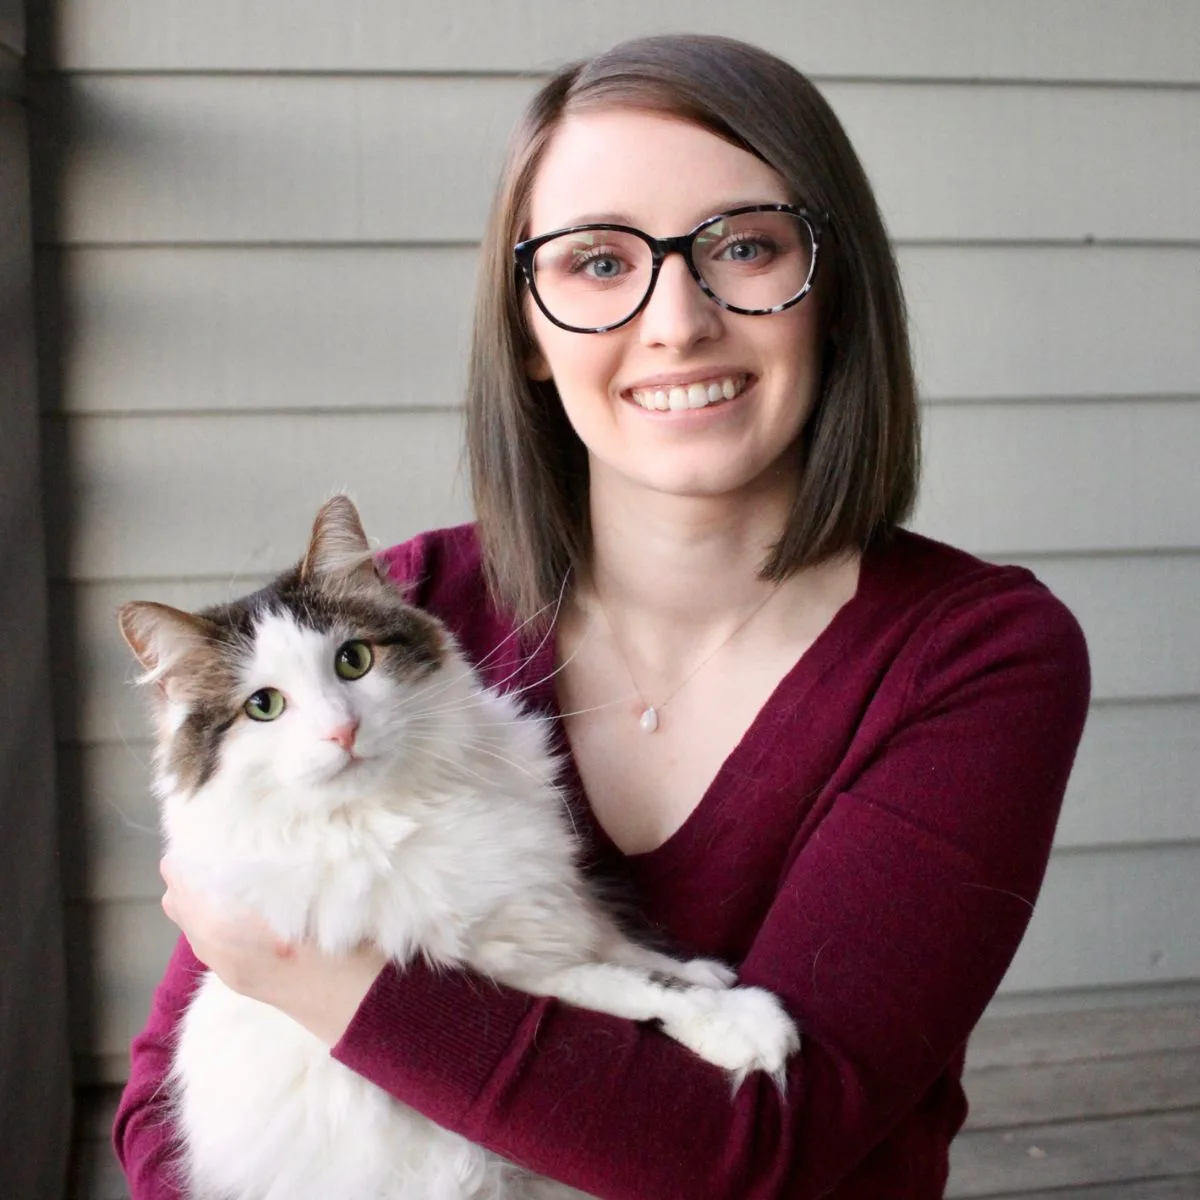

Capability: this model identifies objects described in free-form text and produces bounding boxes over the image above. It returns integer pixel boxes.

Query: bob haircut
[466,34,919,623]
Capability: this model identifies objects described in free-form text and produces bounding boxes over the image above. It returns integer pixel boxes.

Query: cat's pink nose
[326,719,359,752]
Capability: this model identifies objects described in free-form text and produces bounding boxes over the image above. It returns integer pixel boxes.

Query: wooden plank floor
[69,1003,1200,1198]
[948,1003,1200,1198]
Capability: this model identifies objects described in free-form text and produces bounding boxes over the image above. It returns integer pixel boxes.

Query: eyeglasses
[514,204,826,334]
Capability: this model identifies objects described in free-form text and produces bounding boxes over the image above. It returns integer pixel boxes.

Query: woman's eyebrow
[538,211,636,228]
[538,199,789,233]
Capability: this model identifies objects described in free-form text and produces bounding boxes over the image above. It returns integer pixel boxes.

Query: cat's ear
[300,495,375,584]
[118,601,214,685]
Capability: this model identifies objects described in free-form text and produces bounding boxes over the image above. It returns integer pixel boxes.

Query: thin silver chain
[591,583,781,732]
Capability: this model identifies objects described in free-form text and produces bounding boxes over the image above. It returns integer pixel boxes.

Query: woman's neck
[558,466,861,746]
[579,468,796,648]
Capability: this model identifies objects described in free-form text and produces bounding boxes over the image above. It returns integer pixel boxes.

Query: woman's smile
[625,372,752,412]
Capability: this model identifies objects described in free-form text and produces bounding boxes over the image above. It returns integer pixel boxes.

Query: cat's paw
[661,985,800,1089]
[667,957,737,989]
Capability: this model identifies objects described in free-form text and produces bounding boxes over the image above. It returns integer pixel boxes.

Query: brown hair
[466,34,919,623]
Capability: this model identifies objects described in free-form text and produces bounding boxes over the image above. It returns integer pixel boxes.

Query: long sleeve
[112,937,206,1199]
[326,575,1090,1197]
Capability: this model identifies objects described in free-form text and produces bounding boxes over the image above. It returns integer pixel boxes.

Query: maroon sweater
[114,525,1090,1198]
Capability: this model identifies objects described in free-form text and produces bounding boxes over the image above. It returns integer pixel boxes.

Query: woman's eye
[585,255,622,278]
[244,688,286,721]
[570,250,626,280]
[717,237,771,263]
[335,640,374,681]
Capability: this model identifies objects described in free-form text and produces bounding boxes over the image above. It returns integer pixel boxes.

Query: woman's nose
[636,253,722,351]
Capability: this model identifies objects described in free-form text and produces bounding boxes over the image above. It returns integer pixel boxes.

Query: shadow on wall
[24,0,96,1106]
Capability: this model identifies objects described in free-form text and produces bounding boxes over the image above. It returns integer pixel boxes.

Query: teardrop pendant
[639,706,659,734]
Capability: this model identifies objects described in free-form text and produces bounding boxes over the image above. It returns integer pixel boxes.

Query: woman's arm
[117,579,1089,1198]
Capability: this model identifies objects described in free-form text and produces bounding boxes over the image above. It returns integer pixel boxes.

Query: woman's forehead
[526,108,790,235]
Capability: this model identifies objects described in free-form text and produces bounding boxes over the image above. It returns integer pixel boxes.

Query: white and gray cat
[118,495,799,1200]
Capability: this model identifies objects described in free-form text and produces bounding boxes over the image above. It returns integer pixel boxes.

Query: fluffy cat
[118,496,799,1200]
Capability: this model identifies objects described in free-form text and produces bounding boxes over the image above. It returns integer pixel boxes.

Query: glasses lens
[692,210,815,312]
[530,228,653,330]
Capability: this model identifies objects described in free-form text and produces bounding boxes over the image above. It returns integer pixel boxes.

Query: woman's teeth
[629,375,747,412]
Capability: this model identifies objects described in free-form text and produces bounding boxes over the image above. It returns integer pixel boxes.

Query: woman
[114,34,1090,1198]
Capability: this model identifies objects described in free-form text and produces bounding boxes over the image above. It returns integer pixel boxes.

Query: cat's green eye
[245,688,286,722]
[335,640,374,681]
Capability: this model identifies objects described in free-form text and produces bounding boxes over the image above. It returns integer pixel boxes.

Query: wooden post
[0,4,73,1195]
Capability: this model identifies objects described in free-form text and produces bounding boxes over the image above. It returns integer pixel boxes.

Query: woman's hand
[159,856,387,1046]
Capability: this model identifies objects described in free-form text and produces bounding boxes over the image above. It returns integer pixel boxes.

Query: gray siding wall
[0,0,72,1193]
[25,2,1200,1084]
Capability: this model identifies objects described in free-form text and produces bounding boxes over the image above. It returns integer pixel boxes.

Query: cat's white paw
[662,985,800,1087]
[668,957,737,989]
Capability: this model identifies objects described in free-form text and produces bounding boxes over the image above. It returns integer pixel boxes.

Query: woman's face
[523,107,827,508]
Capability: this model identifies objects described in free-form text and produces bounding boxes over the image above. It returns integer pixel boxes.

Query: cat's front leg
[597,936,737,990]
[528,962,800,1089]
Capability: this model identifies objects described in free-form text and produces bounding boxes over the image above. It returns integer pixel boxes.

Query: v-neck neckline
[516,537,887,869]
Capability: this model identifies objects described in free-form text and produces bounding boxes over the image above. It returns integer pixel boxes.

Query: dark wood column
[0,4,72,1196]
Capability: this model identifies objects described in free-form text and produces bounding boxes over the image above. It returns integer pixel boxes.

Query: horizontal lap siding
[27,0,1200,81]
[37,244,1200,413]
[30,7,1199,1080]
[29,77,1200,244]
[38,246,478,413]
[917,402,1200,552]
[38,404,1200,580]
[40,411,471,579]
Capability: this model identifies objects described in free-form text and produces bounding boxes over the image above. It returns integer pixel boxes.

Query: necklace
[592,584,781,734]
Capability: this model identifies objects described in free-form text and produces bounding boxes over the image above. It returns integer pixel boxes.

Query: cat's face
[182,586,444,802]
[119,498,448,805]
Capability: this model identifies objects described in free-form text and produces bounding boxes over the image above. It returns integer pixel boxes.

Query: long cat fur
[118,496,799,1200]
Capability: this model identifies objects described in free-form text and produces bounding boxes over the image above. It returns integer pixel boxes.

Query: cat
[118,495,800,1200]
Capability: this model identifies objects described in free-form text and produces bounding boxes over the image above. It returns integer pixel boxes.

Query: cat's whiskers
[450,581,567,679]
[402,726,566,800]
[384,631,542,716]
[408,570,571,714]
[223,546,259,600]
[476,693,641,724]
[395,737,514,795]
[383,578,570,716]
[104,703,167,840]
[404,681,640,733]
[461,573,570,699]
[100,773,161,839]
[400,607,592,724]
[403,739,579,847]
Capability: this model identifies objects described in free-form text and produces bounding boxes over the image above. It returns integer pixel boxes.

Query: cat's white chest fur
[164,784,427,952]
[164,777,586,1200]
[174,974,519,1200]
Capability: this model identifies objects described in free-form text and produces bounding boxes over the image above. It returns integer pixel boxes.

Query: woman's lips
[627,373,751,412]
